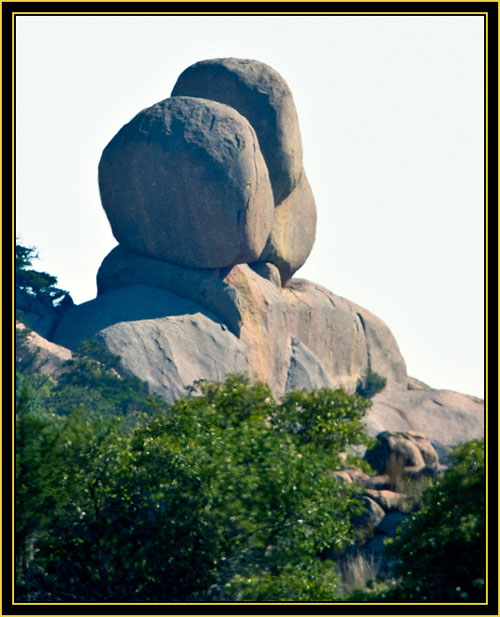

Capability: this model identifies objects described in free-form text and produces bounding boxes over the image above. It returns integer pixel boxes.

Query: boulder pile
[34,57,481,455]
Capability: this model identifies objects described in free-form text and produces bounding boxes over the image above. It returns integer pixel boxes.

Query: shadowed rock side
[257,172,317,284]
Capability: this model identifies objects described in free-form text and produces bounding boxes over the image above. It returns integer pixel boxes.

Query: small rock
[330,470,353,484]
[363,489,406,512]
[352,496,385,528]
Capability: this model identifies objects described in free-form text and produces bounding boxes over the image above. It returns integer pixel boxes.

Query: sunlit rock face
[47,58,482,448]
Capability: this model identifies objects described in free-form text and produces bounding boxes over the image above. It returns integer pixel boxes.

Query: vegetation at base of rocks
[16,335,376,602]
[355,368,387,399]
[16,241,70,309]
[343,438,486,602]
[383,438,485,602]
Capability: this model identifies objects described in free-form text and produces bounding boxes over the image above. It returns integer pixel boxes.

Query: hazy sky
[15,14,485,398]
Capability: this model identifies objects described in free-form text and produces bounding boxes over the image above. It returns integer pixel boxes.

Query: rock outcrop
[363,388,485,461]
[25,57,482,452]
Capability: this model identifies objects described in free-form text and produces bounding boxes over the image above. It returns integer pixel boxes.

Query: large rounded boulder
[172,58,303,205]
[98,96,274,269]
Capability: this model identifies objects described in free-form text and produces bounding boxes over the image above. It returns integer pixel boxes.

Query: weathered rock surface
[97,245,244,335]
[52,285,250,402]
[172,57,303,205]
[364,431,440,475]
[98,96,274,269]
[26,56,483,468]
[222,264,291,395]
[249,261,282,287]
[282,279,408,392]
[258,172,317,283]
[93,244,412,397]
[364,391,484,461]
[285,337,337,393]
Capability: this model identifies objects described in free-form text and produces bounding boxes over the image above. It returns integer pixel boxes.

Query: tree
[16,241,70,308]
[383,439,485,602]
[15,371,374,602]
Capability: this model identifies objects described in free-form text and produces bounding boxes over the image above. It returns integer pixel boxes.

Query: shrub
[356,369,387,399]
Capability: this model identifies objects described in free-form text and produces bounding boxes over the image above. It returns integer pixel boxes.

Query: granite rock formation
[35,57,481,455]
[99,96,274,269]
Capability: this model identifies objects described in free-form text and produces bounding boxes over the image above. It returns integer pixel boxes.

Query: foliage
[377,439,485,602]
[16,241,70,308]
[15,367,374,602]
[356,368,387,399]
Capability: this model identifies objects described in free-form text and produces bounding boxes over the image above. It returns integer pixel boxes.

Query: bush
[356,369,387,399]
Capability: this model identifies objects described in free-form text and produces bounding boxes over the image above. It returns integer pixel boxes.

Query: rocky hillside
[18,57,483,457]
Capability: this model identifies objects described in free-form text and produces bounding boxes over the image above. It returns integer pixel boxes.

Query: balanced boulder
[172,57,303,205]
[98,96,274,269]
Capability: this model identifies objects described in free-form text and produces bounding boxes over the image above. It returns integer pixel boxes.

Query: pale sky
[15,14,485,398]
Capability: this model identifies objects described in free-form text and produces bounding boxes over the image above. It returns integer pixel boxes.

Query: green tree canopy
[16,364,373,602]
[16,241,69,308]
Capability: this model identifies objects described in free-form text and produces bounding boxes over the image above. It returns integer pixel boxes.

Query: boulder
[52,285,250,403]
[172,57,303,204]
[329,470,353,485]
[258,172,317,284]
[352,496,385,528]
[363,489,406,512]
[16,288,63,340]
[364,431,440,476]
[98,96,274,269]
[364,390,484,461]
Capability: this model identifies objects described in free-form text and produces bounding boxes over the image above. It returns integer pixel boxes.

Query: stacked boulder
[332,431,445,573]
[49,58,483,453]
